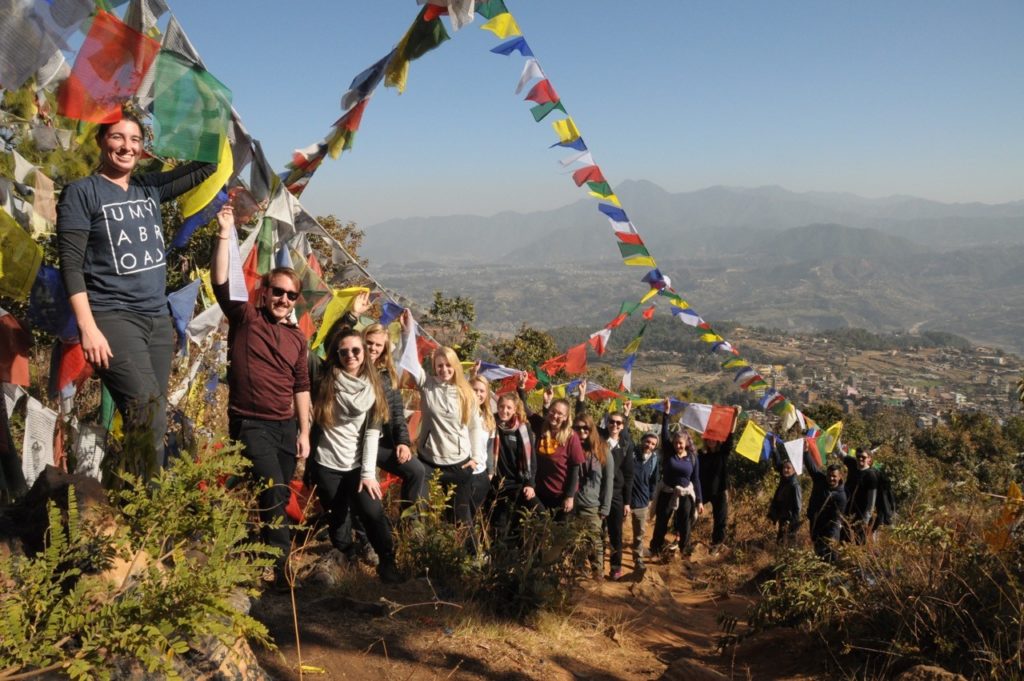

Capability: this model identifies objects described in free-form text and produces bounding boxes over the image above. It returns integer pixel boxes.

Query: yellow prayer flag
[552,117,580,143]
[0,208,43,301]
[311,286,371,349]
[179,136,233,218]
[984,481,1023,552]
[699,333,724,343]
[623,338,642,355]
[630,398,662,407]
[722,358,748,369]
[735,420,767,462]
[820,421,843,454]
[625,254,657,268]
[552,384,567,399]
[197,268,214,304]
[588,191,622,207]
[639,288,659,304]
[481,12,522,39]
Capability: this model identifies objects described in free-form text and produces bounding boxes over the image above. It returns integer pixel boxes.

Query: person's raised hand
[351,290,371,317]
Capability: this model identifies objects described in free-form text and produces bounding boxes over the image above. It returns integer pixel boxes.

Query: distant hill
[361,182,1024,266]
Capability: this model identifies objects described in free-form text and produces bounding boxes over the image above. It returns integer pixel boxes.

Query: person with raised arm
[212,204,310,588]
[489,379,537,539]
[57,110,216,477]
[649,398,703,558]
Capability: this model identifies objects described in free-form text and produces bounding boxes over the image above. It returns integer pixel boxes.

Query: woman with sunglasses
[309,329,403,583]
[572,413,614,578]
[649,398,703,558]
[57,110,216,478]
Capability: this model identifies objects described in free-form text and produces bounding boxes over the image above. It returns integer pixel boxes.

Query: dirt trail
[250,543,825,680]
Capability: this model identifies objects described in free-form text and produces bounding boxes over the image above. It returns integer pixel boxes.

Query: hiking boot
[377,559,406,585]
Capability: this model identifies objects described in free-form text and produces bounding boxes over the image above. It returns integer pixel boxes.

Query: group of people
[768,437,884,561]
[55,112,882,592]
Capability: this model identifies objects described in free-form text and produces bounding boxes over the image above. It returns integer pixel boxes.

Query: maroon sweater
[214,281,309,420]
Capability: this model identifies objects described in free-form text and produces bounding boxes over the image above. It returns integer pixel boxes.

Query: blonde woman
[470,375,497,515]
[310,328,403,583]
[527,397,585,519]
[406,336,485,526]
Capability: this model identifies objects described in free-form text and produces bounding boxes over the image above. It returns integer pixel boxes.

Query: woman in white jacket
[412,343,485,527]
[311,328,403,583]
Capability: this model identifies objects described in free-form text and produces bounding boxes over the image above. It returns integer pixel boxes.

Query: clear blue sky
[161,1,1023,226]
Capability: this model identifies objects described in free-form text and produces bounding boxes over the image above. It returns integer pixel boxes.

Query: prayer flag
[476,0,509,19]
[312,287,371,350]
[588,328,611,356]
[490,36,532,56]
[385,6,451,94]
[398,311,425,384]
[597,203,629,223]
[57,11,160,123]
[703,406,737,442]
[170,189,227,251]
[550,137,587,151]
[0,308,31,386]
[380,300,404,326]
[0,209,43,301]
[564,342,587,375]
[150,50,232,162]
[167,279,201,355]
[529,101,565,122]
[552,117,580,143]
[539,352,567,376]
[681,403,712,433]
[477,362,519,381]
[526,79,558,105]
[559,149,594,167]
[735,420,767,463]
[623,323,646,356]
[642,305,656,320]
[805,436,822,470]
[620,353,637,392]
[784,439,805,475]
[55,341,91,393]
[28,264,76,341]
[481,12,521,39]
[178,137,233,218]
[515,58,544,94]
[817,422,843,455]
[606,313,627,329]
[572,165,606,187]
[242,217,275,293]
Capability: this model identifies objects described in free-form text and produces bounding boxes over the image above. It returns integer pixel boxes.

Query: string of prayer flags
[735,420,768,463]
[150,50,232,163]
[326,99,369,159]
[0,208,43,301]
[57,11,160,123]
[385,5,451,94]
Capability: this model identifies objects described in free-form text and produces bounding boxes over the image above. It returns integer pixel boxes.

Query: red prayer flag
[0,313,31,387]
[606,313,628,330]
[805,437,823,469]
[703,406,737,442]
[57,342,92,391]
[572,165,606,187]
[539,352,567,375]
[641,305,656,320]
[565,342,588,375]
[525,79,558,105]
[586,387,620,401]
[497,373,536,395]
[285,479,321,522]
[57,11,160,123]
[423,4,448,20]
[416,335,439,364]
[336,98,369,132]
[615,231,644,245]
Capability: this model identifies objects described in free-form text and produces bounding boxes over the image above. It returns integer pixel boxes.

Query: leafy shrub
[0,450,274,680]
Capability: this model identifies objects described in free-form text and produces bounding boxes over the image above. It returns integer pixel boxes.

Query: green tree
[491,324,558,371]
[422,291,481,360]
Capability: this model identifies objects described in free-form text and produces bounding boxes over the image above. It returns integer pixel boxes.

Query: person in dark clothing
[57,111,216,478]
[630,432,659,570]
[698,433,734,552]
[805,450,847,563]
[213,205,310,586]
[767,444,802,546]
[490,389,538,540]
[842,446,878,544]
[650,399,703,557]
[575,380,634,579]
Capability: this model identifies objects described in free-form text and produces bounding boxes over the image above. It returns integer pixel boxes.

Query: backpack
[874,465,896,526]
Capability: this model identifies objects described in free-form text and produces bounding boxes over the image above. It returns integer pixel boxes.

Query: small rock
[896,664,968,681]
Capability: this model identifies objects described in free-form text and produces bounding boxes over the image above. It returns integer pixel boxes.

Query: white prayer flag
[784,438,805,476]
[398,312,424,384]
[681,403,712,434]
[74,423,107,481]
[22,397,57,487]
[515,58,544,94]
[227,227,248,302]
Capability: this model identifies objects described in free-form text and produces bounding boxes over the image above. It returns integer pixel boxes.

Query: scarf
[332,371,376,419]
[495,414,532,478]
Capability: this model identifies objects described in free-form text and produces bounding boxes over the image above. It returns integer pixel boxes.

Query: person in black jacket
[698,433,734,553]
[805,449,847,563]
[576,381,634,580]
[842,446,878,544]
[490,388,538,541]
[767,442,801,546]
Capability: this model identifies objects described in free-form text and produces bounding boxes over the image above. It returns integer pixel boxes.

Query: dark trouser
[469,471,491,516]
[420,458,474,525]
[775,518,801,545]
[310,460,394,561]
[490,481,539,541]
[376,445,427,507]
[230,417,297,570]
[93,312,174,478]
[607,498,626,571]
[811,521,841,563]
[705,490,728,546]
[650,491,694,553]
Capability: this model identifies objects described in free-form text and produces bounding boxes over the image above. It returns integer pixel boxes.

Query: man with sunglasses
[841,445,879,544]
[212,205,311,589]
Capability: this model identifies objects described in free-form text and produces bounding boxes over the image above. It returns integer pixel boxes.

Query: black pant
[650,491,695,553]
[420,458,474,525]
[490,481,539,540]
[376,445,427,507]
[230,417,297,569]
[310,460,394,561]
[94,311,174,478]
[705,490,728,546]
[607,498,626,571]
[469,472,491,516]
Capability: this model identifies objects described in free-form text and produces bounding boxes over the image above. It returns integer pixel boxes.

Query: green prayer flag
[405,7,450,61]
[101,385,117,430]
[151,50,232,163]
[255,217,274,275]
[618,242,650,259]
[476,0,509,19]
[587,181,614,196]
[530,100,566,122]
[619,300,640,316]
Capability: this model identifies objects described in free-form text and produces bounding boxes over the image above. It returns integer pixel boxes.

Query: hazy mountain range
[356,182,1024,354]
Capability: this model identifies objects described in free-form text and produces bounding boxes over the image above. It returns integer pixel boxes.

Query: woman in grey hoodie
[573,412,614,578]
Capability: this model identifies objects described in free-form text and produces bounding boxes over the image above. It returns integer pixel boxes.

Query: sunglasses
[608,419,625,427]
[338,347,362,358]
[270,286,299,301]
[572,424,590,432]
